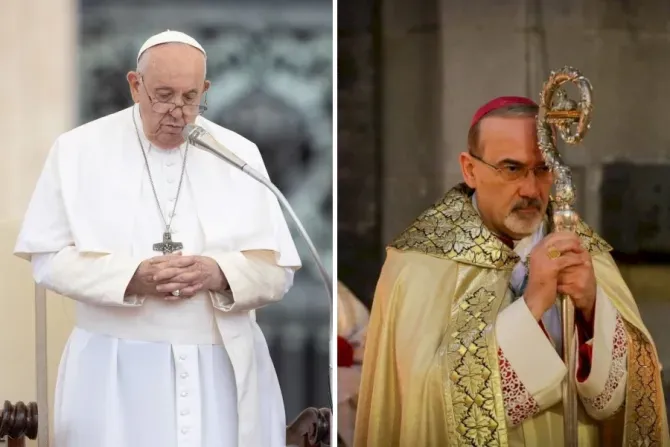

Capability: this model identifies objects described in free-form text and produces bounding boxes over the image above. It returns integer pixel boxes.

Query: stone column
[380,0,442,245]
[0,0,78,444]
[338,0,443,304]
[337,0,384,305]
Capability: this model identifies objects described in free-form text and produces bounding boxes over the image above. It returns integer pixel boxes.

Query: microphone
[182,123,334,406]
[182,123,255,173]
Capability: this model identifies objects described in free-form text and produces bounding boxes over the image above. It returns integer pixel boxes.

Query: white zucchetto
[137,30,206,62]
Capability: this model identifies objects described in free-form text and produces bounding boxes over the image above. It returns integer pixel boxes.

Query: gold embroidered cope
[354,184,668,447]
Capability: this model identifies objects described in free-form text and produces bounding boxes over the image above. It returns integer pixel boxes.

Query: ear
[203,80,211,93]
[126,71,141,103]
[459,151,477,189]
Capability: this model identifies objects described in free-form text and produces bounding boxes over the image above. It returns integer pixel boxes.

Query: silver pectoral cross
[153,231,183,254]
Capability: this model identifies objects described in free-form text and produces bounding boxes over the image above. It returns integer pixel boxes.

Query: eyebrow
[497,158,525,165]
[153,86,199,94]
[497,158,549,167]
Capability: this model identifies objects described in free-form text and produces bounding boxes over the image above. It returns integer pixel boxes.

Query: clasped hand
[127,252,227,300]
[524,231,597,322]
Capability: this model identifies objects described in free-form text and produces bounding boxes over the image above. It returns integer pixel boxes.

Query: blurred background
[338,0,670,419]
[2,0,332,443]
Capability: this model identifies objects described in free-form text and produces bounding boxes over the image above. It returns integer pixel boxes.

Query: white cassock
[14,104,302,447]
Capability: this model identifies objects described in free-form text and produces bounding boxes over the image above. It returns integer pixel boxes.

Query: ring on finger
[172,290,181,297]
[547,245,561,259]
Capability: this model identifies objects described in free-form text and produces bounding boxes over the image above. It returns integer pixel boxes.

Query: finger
[155,282,189,293]
[557,284,579,299]
[169,271,202,284]
[556,254,584,270]
[558,262,587,276]
[547,238,585,256]
[162,256,198,269]
[544,231,582,243]
[150,251,183,264]
[180,283,204,296]
[557,284,577,297]
[558,255,592,277]
[151,260,177,271]
[556,273,574,285]
[153,267,187,283]
[543,233,585,252]
[557,267,576,278]
[140,267,161,282]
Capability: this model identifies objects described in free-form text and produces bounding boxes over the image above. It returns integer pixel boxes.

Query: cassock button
[179,354,187,360]
[181,427,189,434]
[180,372,188,379]
[180,409,189,416]
[180,391,188,397]
[167,178,175,184]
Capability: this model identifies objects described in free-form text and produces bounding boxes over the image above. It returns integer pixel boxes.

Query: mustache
[511,198,543,212]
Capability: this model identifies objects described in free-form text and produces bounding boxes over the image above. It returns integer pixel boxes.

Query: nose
[518,170,542,198]
[169,105,184,120]
[168,96,186,119]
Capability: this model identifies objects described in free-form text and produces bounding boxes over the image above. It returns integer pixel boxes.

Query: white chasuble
[14,105,301,447]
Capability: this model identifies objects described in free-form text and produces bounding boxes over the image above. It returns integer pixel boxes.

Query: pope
[14,30,301,447]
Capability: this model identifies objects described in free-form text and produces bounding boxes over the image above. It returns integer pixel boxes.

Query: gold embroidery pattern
[443,287,507,447]
[390,184,518,269]
[623,321,664,445]
[390,184,611,269]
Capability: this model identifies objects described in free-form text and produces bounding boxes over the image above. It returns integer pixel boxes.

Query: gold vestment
[354,184,668,447]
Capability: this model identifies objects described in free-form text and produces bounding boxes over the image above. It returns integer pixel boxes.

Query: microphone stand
[35,285,49,446]
[185,130,334,446]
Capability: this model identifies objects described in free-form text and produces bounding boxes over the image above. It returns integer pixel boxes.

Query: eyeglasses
[139,75,208,116]
[470,153,552,182]
[150,101,207,116]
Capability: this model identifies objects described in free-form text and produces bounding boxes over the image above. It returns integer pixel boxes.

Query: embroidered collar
[389,183,612,270]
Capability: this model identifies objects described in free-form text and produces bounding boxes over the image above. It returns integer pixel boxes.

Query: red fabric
[535,306,595,382]
[470,96,538,128]
[538,320,550,339]
[497,322,550,425]
[497,233,515,249]
[337,336,354,367]
[497,312,597,423]
[497,347,541,425]
[575,304,596,382]
[575,305,595,342]
[577,342,594,383]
